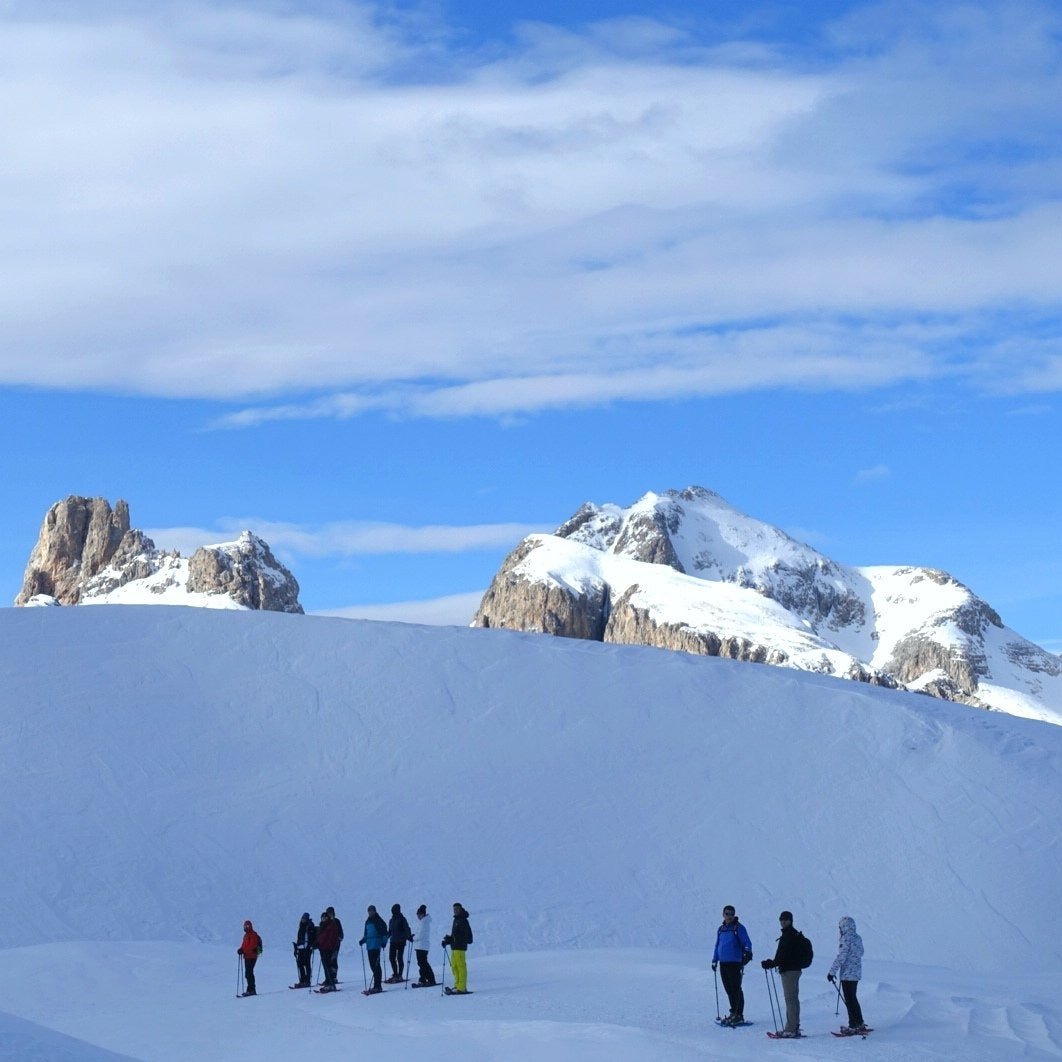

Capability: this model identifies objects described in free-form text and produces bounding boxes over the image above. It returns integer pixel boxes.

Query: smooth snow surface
[2,606,1061,1060]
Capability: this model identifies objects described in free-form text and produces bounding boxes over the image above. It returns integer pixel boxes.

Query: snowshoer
[413,904,436,986]
[712,905,752,1025]
[293,912,316,987]
[316,909,341,991]
[359,905,389,993]
[237,919,263,996]
[386,904,413,983]
[828,916,867,1035]
[441,902,473,994]
[761,911,806,1037]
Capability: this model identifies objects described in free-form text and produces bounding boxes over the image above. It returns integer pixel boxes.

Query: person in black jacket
[441,902,473,994]
[386,904,413,983]
[761,911,805,1037]
[293,912,317,987]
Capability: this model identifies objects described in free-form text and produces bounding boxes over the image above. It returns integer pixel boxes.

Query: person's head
[779,911,793,927]
[416,905,427,918]
[367,905,377,915]
[722,906,736,922]
[326,906,335,916]
[392,903,401,915]
[243,920,252,931]
[321,911,330,921]
[301,912,310,923]
[839,915,856,934]
[453,902,464,915]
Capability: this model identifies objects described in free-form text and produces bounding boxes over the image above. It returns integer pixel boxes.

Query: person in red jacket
[316,910,342,991]
[238,919,263,997]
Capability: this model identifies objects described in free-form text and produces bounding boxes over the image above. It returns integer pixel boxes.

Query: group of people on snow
[237,902,473,997]
[711,905,867,1038]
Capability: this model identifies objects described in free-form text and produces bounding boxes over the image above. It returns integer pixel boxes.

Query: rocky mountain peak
[15,497,303,613]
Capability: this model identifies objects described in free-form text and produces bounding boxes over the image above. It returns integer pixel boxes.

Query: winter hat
[392,904,401,914]
[779,911,793,922]
[301,912,310,920]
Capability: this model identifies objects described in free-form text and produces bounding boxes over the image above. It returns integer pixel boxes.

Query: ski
[289,983,312,990]
[832,1027,874,1038]
[443,987,473,995]
[361,988,384,996]
[715,1019,753,1027]
[312,987,341,994]
[410,982,437,989]
[766,1032,803,1039]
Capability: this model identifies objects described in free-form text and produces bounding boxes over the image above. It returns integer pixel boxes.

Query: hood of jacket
[839,916,857,935]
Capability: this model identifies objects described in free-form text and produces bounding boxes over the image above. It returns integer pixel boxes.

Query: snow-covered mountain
[15,495,303,613]
[1,605,1061,1059]
[474,487,1062,725]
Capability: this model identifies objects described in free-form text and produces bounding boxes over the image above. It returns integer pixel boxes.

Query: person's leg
[369,948,382,990]
[244,955,257,994]
[297,949,311,984]
[842,980,864,1027]
[451,948,467,992]
[780,970,801,1033]
[720,963,743,1018]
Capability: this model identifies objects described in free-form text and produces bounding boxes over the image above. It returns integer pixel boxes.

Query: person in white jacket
[413,905,436,987]
[827,916,867,1033]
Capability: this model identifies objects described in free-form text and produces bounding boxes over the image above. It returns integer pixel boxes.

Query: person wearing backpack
[761,911,811,1038]
[827,916,867,1035]
[711,904,753,1025]
[386,904,413,983]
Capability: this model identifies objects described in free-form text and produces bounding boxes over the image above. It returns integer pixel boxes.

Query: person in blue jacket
[712,904,753,1025]
[359,905,390,993]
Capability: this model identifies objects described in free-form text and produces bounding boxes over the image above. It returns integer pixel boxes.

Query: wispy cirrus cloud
[2,1,1062,414]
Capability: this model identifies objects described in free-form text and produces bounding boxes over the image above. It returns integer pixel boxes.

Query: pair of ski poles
[236,954,243,998]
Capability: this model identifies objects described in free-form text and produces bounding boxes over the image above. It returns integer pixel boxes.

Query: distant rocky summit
[15,496,303,613]
[473,487,1062,724]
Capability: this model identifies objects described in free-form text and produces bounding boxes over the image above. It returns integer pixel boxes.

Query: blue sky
[1,0,1060,649]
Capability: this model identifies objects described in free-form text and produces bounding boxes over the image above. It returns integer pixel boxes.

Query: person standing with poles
[828,916,869,1036]
[761,910,811,1039]
[359,905,389,994]
[711,905,752,1026]
[441,902,473,995]
[292,912,316,988]
[237,919,263,997]
[412,904,436,987]
[386,904,413,983]
[315,909,341,992]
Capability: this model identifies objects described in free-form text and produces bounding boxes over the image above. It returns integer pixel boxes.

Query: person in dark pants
[387,904,413,983]
[712,905,752,1025]
[359,905,389,993]
[413,904,436,986]
[326,906,344,979]
[828,916,867,1034]
[316,909,341,991]
[761,911,807,1037]
[238,919,263,997]
[293,912,316,987]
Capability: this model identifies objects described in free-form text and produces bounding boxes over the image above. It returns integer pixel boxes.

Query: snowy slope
[2,605,1061,1059]
[478,488,1062,724]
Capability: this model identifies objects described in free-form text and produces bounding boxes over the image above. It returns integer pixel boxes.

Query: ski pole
[831,975,843,1016]
[441,944,449,996]
[405,939,413,990]
[236,953,243,998]
[360,943,368,991]
[713,965,720,1021]
[764,966,779,1033]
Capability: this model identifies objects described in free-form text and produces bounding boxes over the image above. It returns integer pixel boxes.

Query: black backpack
[795,931,814,969]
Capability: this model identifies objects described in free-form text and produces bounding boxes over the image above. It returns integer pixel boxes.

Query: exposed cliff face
[15,497,131,605]
[472,487,1062,723]
[15,497,303,614]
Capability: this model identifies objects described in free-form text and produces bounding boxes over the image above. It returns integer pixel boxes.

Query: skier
[359,905,389,994]
[441,902,473,994]
[326,906,344,969]
[316,909,341,991]
[293,912,316,987]
[828,916,868,1035]
[413,904,436,986]
[386,903,413,983]
[237,919,263,997]
[761,911,806,1038]
[712,905,752,1025]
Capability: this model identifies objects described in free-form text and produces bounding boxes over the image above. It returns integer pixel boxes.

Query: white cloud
[2,1,1061,408]
[146,518,544,558]
[854,464,891,484]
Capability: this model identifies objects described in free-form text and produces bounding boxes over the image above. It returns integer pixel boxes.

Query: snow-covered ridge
[474,486,1062,725]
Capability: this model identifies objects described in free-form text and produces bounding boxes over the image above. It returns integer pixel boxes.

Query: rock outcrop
[473,487,1062,722]
[15,496,303,614]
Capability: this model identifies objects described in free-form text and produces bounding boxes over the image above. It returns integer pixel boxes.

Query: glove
[761,959,774,970]
[711,962,717,972]
[742,952,752,966]
[827,974,836,983]
[293,942,298,956]
[236,948,242,955]
[358,938,365,946]
[442,935,452,947]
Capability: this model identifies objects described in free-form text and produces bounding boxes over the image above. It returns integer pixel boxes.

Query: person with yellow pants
[442,902,473,994]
